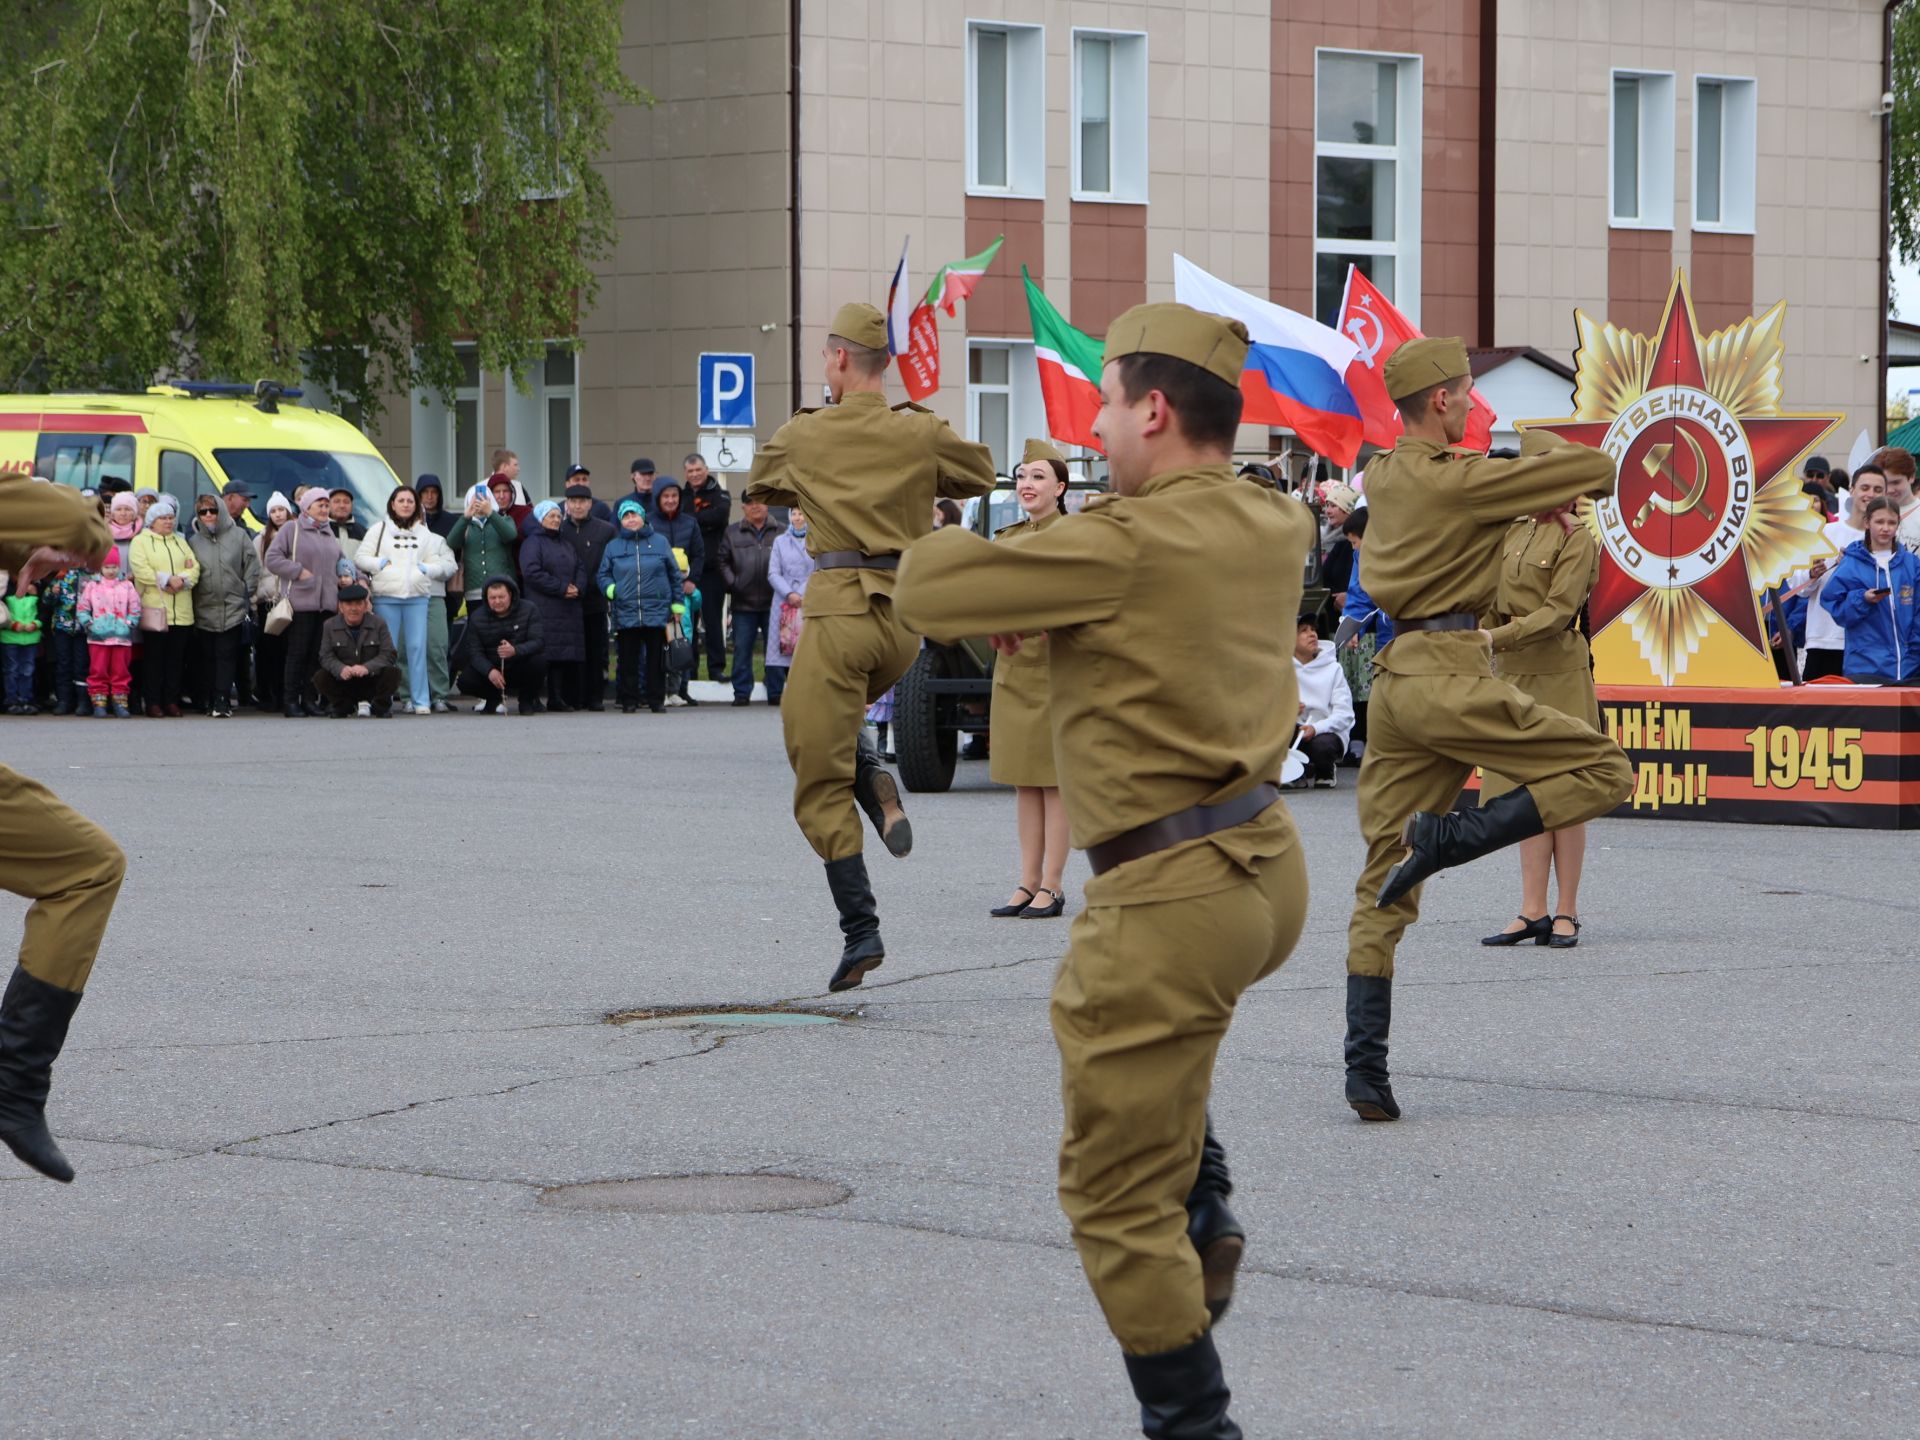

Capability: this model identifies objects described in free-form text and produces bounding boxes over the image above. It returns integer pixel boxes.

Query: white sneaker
[356,701,372,717]
[666,694,688,707]
[413,703,432,716]
[1314,773,1340,789]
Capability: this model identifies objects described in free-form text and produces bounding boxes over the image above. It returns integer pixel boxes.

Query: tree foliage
[0,0,643,417]
[1897,0,1918,269]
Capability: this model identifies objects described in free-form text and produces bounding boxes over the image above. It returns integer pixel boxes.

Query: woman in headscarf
[598,497,684,712]
[517,499,586,710]
[486,472,533,549]
[252,491,294,710]
[263,488,352,717]
[986,440,1072,919]
[766,503,816,702]
[126,496,198,717]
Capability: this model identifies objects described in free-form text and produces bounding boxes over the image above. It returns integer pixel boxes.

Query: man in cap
[563,465,615,524]
[0,462,126,1182]
[896,302,1314,1440]
[312,583,401,717]
[562,483,616,707]
[627,458,657,517]
[1338,337,1633,1124]
[220,480,255,527]
[744,302,995,992]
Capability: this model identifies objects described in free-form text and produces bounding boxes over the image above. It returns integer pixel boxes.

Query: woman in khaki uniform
[989,440,1071,919]
[1479,481,1601,951]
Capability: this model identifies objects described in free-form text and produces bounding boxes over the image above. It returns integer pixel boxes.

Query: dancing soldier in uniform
[1341,338,1633,1123]
[897,303,1314,1440]
[0,466,127,1182]
[743,302,995,991]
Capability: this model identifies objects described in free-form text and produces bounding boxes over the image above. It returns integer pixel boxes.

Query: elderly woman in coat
[517,500,586,711]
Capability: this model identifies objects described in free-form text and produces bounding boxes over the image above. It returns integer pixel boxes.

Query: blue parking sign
[698,352,756,429]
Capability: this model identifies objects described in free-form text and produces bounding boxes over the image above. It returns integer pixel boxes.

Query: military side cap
[1102,303,1249,388]
[1383,336,1471,401]
[1022,438,1064,465]
[829,302,887,351]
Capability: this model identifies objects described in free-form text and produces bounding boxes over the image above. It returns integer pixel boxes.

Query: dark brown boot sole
[1347,1097,1399,1122]
[867,771,912,858]
[1199,1233,1243,1322]
[827,954,884,992]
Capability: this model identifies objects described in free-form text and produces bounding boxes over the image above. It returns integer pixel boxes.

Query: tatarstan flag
[1022,267,1105,454]
[925,236,1005,317]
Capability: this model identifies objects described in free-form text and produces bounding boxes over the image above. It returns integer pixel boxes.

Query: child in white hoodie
[1291,615,1354,787]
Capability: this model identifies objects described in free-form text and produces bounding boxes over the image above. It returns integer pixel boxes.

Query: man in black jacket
[684,452,732,681]
[312,585,401,717]
[457,576,549,715]
[561,485,616,709]
[718,497,785,706]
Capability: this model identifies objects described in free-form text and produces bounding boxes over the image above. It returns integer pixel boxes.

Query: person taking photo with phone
[1822,496,1920,683]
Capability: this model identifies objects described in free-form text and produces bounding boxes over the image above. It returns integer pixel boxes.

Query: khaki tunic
[1344,434,1633,978]
[744,392,994,860]
[0,473,125,992]
[987,510,1063,788]
[1481,517,1601,800]
[897,465,1314,1356]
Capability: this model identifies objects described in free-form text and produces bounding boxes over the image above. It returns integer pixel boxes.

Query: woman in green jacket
[446,484,518,619]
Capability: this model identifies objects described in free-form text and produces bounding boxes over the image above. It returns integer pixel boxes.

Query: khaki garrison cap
[1022,438,1065,465]
[829,302,888,351]
[1383,336,1471,401]
[1102,302,1250,388]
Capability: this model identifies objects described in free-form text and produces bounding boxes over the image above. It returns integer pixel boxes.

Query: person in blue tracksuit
[1821,497,1920,683]
[597,499,683,712]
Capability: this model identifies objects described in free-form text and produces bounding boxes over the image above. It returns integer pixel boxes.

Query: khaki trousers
[780,601,918,861]
[1053,839,1308,1355]
[1345,669,1632,978]
[0,766,125,992]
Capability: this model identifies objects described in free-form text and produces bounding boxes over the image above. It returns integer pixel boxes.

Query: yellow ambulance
[0,381,398,529]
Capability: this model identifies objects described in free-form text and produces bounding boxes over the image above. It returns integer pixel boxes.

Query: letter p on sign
[698,352,756,429]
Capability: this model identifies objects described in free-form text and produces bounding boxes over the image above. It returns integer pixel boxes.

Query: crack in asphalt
[780,1209,1920,1363]
[71,1018,606,1056]
[784,952,1056,998]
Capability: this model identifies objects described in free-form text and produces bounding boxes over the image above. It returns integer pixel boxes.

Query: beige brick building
[368,0,1899,497]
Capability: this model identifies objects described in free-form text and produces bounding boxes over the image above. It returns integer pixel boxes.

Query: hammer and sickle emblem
[1345,303,1386,366]
[1631,430,1717,529]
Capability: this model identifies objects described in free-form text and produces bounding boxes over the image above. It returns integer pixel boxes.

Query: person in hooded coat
[187,491,261,716]
[517,500,586,709]
[414,474,460,712]
[457,574,548,714]
[649,479,704,701]
[598,497,683,712]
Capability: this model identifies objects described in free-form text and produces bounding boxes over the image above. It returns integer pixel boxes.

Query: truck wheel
[894,650,957,793]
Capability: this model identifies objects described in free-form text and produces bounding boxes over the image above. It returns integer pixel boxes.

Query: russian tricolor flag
[1172,256,1365,466]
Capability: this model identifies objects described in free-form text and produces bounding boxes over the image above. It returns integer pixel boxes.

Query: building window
[967,22,1043,198]
[410,346,485,498]
[1313,50,1422,326]
[543,346,579,490]
[969,343,1014,478]
[1694,76,1756,232]
[502,341,580,497]
[1610,70,1675,228]
[1072,30,1147,203]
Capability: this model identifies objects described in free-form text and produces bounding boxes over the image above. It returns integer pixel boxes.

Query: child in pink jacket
[76,547,140,717]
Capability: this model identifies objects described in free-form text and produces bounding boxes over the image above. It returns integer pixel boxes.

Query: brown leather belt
[1398,612,1478,632]
[1085,782,1283,877]
[815,550,900,571]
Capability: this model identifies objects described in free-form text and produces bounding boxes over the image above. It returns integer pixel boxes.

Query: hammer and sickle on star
[1631,430,1717,529]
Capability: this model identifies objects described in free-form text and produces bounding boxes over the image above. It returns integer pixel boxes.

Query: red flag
[897,301,940,401]
[1337,267,1496,453]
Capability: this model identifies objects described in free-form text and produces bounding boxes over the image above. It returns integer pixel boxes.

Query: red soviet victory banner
[897,302,940,401]
[1337,266,1496,453]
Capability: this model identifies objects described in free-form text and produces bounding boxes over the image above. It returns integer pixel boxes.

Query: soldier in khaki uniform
[897,304,1314,1440]
[743,302,995,991]
[1479,429,1604,950]
[1342,339,1634,1123]
[0,467,127,1182]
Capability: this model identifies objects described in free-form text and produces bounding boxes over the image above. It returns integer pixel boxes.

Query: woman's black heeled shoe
[1549,915,1582,949]
[1481,914,1551,946]
[1019,887,1066,919]
[989,887,1035,918]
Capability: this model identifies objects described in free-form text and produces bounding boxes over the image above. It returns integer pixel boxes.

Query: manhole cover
[608,1003,854,1030]
[537,1174,850,1214]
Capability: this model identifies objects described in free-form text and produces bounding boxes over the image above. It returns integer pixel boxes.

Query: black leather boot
[1122,1331,1243,1440]
[823,855,885,991]
[1344,974,1398,1121]
[1377,787,1546,908]
[1185,1115,1245,1323]
[0,965,84,1182]
[853,732,913,858]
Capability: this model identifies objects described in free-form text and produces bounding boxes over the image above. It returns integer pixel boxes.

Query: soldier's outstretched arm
[928,420,996,500]
[742,421,801,507]
[894,511,1134,642]
[0,470,112,574]
[1458,432,1616,524]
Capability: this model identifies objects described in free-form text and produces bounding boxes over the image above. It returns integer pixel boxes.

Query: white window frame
[965,338,1047,481]
[503,340,581,499]
[1692,75,1757,234]
[409,348,484,499]
[1071,28,1148,205]
[1311,48,1424,327]
[966,21,1045,199]
[1609,69,1676,230]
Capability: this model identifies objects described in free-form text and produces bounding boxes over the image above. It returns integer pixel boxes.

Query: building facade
[368,0,1897,496]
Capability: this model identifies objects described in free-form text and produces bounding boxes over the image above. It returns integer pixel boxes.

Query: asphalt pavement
[1,703,1914,1438]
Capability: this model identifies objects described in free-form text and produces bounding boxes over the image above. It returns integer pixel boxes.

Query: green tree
[0,0,643,417]
[1897,1,1918,271]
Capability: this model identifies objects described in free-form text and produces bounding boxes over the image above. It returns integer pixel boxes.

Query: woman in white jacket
[355,486,455,715]
[1291,615,1355,787]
